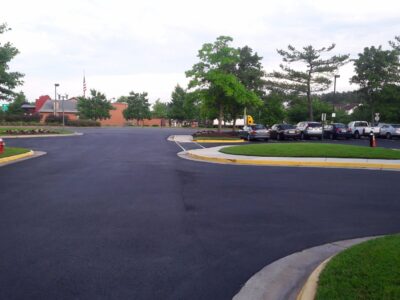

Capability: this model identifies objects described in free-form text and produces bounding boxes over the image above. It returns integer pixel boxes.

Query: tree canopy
[267,44,349,121]
[186,36,262,132]
[123,91,151,123]
[151,99,168,119]
[77,89,114,120]
[0,23,24,101]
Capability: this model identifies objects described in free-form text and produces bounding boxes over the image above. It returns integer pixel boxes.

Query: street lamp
[54,83,60,115]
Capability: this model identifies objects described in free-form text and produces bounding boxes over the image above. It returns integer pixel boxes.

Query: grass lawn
[193,136,241,141]
[0,147,31,159]
[316,235,400,299]
[0,127,72,135]
[220,143,400,159]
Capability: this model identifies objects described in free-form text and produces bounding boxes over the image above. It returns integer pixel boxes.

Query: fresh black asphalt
[1,128,400,300]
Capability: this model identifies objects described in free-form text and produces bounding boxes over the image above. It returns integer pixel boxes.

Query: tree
[152,99,169,119]
[287,97,333,124]
[0,23,24,100]
[267,44,349,121]
[123,91,151,124]
[350,46,400,123]
[7,91,27,115]
[257,93,286,125]
[77,89,114,120]
[168,85,186,122]
[186,36,262,132]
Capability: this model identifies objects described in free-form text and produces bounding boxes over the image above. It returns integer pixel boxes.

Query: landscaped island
[316,235,400,299]
[0,127,72,136]
[220,143,400,160]
[0,147,31,159]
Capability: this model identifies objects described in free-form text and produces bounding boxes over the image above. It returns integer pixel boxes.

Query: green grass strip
[316,235,400,299]
[220,143,400,159]
[0,147,31,159]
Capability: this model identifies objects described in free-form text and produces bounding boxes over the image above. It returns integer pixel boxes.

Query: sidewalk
[181,146,400,171]
[233,236,379,300]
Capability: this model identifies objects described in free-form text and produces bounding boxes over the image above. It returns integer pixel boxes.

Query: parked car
[323,123,352,140]
[239,124,270,141]
[379,124,400,139]
[347,121,380,138]
[296,122,323,140]
[270,124,300,140]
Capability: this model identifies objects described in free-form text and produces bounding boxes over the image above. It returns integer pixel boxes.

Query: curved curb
[296,256,333,300]
[0,132,83,139]
[233,236,379,300]
[193,139,245,143]
[184,151,400,171]
[0,150,34,164]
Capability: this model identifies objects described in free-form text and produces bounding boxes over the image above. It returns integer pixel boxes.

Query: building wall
[100,103,130,126]
[136,118,168,126]
[39,112,78,123]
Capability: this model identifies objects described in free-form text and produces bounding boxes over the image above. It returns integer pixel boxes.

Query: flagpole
[83,71,87,98]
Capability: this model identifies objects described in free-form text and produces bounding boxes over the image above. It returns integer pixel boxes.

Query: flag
[83,75,87,97]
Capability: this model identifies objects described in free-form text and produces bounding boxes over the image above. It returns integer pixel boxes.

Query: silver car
[379,124,400,139]
[296,121,323,140]
[239,124,270,141]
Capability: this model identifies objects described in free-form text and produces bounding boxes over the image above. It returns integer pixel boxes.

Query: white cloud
[2,0,400,102]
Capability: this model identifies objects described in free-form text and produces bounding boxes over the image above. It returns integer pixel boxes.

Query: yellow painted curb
[296,256,333,300]
[0,150,34,164]
[187,152,400,170]
[193,139,245,143]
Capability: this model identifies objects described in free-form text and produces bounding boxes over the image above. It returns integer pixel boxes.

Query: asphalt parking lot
[1,127,400,300]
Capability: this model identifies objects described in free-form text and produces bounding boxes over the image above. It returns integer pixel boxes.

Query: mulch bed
[3,129,60,135]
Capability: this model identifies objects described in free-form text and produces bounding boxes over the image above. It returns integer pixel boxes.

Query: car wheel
[386,132,392,139]
[354,131,360,139]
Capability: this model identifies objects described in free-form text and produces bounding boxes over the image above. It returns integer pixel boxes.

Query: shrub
[2,113,41,123]
[45,114,69,124]
[152,124,159,127]
[66,119,100,127]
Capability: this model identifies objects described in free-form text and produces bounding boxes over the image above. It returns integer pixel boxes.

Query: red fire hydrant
[369,132,377,147]
[0,138,4,154]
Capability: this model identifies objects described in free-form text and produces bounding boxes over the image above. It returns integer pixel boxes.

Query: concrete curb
[0,132,83,139]
[181,146,400,171]
[233,236,379,300]
[193,139,245,143]
[0,150,46,167]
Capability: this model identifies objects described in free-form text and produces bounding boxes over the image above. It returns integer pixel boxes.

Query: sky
[2,0,400,104]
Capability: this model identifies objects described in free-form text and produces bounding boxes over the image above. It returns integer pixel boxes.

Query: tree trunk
[307,91,313,121]
[218,103,223,133]
[232,117,237,132]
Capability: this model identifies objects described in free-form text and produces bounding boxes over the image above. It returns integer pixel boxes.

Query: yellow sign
[247,115,254,125]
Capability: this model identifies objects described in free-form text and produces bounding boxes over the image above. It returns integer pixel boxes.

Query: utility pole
[54,83,60,115]
[333,75,340,111]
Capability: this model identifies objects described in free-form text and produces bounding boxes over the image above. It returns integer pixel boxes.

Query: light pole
[62,94,66,127]
[54,83,60,115]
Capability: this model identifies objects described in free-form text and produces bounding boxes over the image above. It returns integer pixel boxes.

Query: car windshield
[252,125,265,130]
[334,123,345,128]
[308,123,322,128]
[282,124,295,129]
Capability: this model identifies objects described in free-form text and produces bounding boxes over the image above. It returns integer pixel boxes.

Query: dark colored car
[323,123,352,140]
[270,124,300,140]
[239,124,270,141]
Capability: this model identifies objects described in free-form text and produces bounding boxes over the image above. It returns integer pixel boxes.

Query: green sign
[1,104,9,112]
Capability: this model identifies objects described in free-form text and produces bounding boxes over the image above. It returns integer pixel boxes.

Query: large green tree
[168,85,187,122]
[77,89,114,120]
[7,91,27,115]
[267,44,349,121]
[123,91,151,124]
[350,45,400,123]
[0,23,24,101]
[186,36,262,132]
[151,99,169,119]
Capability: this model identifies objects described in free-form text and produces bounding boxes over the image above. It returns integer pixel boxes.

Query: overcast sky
[2,0,400,104]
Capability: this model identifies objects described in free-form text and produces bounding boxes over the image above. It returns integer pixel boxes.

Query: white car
[379,124,400,139]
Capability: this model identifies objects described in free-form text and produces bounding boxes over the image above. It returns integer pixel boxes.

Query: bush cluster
[66,119,100,127]
[192,130,239,138]
[0,113,41,123]
[4,128,60,135]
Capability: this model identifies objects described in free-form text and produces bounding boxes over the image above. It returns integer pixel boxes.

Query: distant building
[35,96,79,122]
